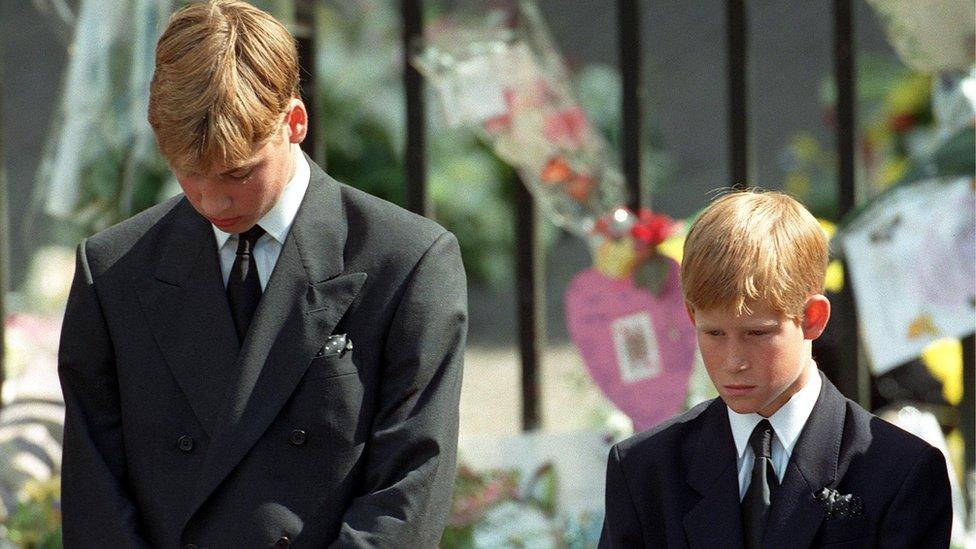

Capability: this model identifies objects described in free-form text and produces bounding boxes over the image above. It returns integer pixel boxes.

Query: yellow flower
[946,430,965,485]
[657,234,685,264]
[20,477,60,503]
[816,219,845,293]
[594,238,638,279]
[921,338,962,405]
[879,158,909,189]
[819,219,837,238]
[824,261,845,293]
[885,73,931,115]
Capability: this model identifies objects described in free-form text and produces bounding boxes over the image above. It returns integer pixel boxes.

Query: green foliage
[783,54,943,220]
[70,148,170,234]
[442,462,559,548]
[4,477,62,549]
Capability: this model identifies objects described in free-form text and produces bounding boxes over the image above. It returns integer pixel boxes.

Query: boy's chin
[724,400,758,415]
[722,395,777,417]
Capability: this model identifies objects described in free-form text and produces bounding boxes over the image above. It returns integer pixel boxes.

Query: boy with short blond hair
[59,1,466,547]
[148,0,300,176]
[599,190,951,548]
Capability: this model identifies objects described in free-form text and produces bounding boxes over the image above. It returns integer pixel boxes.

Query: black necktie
[227,225,265,344]
[742,419,779,549]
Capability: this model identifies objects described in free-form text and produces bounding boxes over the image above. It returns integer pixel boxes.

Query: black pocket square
[815,487,863,520]
[315,334,353,358]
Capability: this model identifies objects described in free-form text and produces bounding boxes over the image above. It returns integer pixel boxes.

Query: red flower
[567,174,594,202]
[888,113,917,134]
[541,157,573,184]
[630,208,675,247]
[593,216,611,236]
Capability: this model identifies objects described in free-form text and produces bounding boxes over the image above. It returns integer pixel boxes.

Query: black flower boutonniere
[815,487,864,520]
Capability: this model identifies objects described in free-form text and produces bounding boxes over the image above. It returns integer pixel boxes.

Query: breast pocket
[302,352,359,382]
[287,351,366,451]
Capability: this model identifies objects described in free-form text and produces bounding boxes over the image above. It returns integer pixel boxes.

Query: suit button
[288,429,307,446]
[177,435,194,452]
[274,536,291,548]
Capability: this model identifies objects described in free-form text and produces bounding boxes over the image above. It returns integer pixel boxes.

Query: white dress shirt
[212,146,310,290]
[727,365,823,500]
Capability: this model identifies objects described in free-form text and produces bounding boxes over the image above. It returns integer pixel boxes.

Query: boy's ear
[284,98,308,145]
[685,303,697,326]
[801,294,831,340]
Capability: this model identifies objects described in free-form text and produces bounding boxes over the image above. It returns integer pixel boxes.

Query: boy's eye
[705,330,724,337]
[748,330,769,336]
[227,170,252,180]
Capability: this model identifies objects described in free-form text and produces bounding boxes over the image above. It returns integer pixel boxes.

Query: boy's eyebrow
[696,318,781,330]
[742,319,781,330]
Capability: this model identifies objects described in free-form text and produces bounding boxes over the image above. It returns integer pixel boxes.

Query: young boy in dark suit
[58,1,466,546]
[599,190,952,548]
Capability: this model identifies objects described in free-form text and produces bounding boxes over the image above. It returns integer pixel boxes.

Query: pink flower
[543,106,588,149]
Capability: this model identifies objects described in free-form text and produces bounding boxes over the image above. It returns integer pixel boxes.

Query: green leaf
[634,255,670,296]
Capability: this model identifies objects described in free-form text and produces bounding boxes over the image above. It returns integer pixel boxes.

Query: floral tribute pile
[413,1,698,434]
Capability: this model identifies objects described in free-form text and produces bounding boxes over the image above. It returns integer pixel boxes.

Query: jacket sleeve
[328,231,467,549]
[58,240,151,547]
[877,444,952,548]
[599,444,645,549]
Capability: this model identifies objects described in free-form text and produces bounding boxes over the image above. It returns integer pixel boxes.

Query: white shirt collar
[727,364,823,460]
[211,146,310,247]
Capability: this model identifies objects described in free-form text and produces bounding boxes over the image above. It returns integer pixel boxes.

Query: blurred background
[0,0,973,547]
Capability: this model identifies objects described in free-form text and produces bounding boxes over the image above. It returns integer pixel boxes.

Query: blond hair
[148,0,299,174]
[681,190,828,319]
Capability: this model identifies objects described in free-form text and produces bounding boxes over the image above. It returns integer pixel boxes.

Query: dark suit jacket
[58,158,467,548]
[599,372,952,548]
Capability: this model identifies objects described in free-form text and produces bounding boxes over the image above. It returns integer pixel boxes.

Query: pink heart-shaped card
[565,257,697,430]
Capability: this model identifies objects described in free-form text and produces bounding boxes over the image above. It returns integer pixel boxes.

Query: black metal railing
[619,0,644,210]
[287,0,976,478]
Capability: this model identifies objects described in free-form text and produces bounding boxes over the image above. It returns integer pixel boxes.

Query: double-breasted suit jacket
[58,158,467,548]
[599,373,952,548]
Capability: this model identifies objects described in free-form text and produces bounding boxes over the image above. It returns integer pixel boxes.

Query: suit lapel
[136,200,239,436]
[762,372,846,548]
[683,399,746,549]
[184,160,367,526]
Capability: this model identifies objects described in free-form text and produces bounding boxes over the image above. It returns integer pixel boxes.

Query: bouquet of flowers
[589,207,681,294]
[442,462,557,548]
[413,1,625,236]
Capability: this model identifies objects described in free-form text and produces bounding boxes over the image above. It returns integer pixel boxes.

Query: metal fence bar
[402,0,428,216]
[0,58,6,410]
[515,178,542,431]
[832,0,865,406]
[962,334,975,511]
[834,0,856,218]
[295,1,318,163]
[618,0,643,210]
[727,0,747,189]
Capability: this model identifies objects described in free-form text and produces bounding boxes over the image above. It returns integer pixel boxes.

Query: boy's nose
[725,358,749,373]
[724,344,748,372]
[200,191,232,217]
